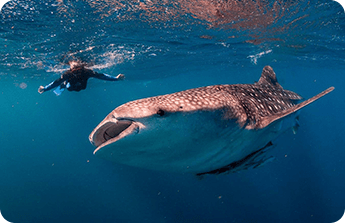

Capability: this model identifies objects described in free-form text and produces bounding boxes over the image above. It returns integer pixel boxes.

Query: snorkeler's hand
[38,86,45,94]
[116,74,125,80]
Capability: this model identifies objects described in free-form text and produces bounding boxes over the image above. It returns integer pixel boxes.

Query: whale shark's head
[89,66,334,175]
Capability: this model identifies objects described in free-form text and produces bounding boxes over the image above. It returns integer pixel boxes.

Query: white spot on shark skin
[89,66,334,176]
[0,0,11,12]
[333,210,345,223]
[333,0,345,12]
[0,210,12,223]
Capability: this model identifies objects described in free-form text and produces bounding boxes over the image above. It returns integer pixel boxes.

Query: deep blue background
[0,0,344,222]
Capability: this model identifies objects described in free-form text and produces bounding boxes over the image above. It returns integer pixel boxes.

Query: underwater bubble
[19,82,27,89]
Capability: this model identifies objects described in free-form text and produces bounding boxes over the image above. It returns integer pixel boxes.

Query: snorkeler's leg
[93,72,125,81]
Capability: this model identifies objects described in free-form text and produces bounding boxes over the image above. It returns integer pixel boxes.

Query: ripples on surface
[0,0,344,79]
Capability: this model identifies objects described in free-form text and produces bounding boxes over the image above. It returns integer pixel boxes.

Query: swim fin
[53,85,65,96]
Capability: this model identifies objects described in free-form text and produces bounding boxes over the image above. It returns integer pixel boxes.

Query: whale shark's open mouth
[89,119,144,154]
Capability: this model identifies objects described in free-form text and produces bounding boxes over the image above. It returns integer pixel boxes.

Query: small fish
[89,66,334,175]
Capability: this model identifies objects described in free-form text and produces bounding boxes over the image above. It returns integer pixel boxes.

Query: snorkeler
[38,64,125,95]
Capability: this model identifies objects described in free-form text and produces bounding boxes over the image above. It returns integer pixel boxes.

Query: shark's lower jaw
[89,119,143,154]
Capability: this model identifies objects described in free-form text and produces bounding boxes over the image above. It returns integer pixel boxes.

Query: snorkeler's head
[69,61,84,69]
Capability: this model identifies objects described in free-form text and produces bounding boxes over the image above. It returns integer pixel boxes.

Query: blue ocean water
[1,0,345,222]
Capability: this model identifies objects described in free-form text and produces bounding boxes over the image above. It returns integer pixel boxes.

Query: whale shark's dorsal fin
[258,66,282,89]
[247,87,335,129]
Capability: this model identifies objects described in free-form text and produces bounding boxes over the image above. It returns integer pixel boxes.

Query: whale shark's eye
[157,109,165,116]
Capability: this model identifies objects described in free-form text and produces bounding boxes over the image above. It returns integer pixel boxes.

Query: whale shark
[89,66,334,176]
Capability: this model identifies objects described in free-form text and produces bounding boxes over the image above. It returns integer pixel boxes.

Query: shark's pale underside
[89,66,334,176]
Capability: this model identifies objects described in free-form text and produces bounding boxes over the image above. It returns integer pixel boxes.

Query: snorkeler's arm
[92,71,125,81]
[38,73,69,93]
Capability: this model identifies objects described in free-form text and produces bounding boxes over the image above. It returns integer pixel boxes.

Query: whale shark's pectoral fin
[196,141,276,177]
[247,87,334,130]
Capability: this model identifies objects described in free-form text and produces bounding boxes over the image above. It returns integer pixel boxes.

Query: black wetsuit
[42,66,121,92]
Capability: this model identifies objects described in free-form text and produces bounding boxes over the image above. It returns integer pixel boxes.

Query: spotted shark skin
[89,66,334,175]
